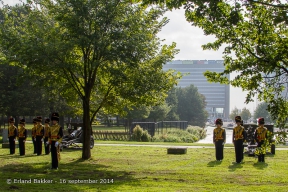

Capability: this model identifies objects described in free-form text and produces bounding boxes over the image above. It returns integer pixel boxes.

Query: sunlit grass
[1,142,288,191]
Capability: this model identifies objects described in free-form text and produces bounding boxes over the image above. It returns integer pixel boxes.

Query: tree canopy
[143,0,288,128]
[0,0,180,159]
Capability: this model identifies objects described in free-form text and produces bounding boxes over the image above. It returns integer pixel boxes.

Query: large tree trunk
[82,97,91,159]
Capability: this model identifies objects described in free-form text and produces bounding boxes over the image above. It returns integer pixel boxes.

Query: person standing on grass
[213,118,226,161]
[8,117,18,155]
[232,116,246,163]
[254,117,268,163]
[48,112,63,169]
[17,118,27,156]
[44,118,50,155]
[35,116,44,156]
[32,118,37,154]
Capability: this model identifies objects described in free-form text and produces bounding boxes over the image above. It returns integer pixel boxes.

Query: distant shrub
[132,125,151,142]
[141,130,151,142]
[152,126,207,143]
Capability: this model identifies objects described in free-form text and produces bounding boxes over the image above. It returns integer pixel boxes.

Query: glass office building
[163,60,230,119]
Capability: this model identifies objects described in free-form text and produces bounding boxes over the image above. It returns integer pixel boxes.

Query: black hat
[33,118,37,124]
[51,112,59,121]
[9,117,15,123]
[19,119,25,124]
[36,116,42,122]
[215,118,223,125]
[258,117,265,125]
[45,118,50,124]
[235,116,241,123]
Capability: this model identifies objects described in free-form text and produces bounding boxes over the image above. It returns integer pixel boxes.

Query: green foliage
[153,126,206,143]
[176,85,208,126]
[148,102,171,121]
[132,125,151,142]
[229,107,240,121]
[0,0,180,159]
[142,0,288,130]
[240,107,252,122]
[141,130,151,142]
[253,102,273,123]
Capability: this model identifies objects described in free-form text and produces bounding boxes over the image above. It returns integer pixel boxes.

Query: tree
[0,1,180,159]
[240,107,252,122]
[165,87,180,121]
[176,85,207,127]
[254,102,273,124]
[143,0,288,129]
[229,107,240,121]
[148,102,171,121]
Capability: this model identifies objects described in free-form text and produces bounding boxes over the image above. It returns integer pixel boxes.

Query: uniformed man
[35,116,44,155]
[8,117,18,155]
[32,118,37,154]
[17,118,27,156]
[232,116,247,163]
[48,112,63,169]
[213,118,226,161]
[254,117,268,163]
[44,118,50,155]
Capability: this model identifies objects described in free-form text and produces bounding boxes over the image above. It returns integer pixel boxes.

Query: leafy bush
[152,126,207,143]
[132,125,151,142]
[141,130,151,142]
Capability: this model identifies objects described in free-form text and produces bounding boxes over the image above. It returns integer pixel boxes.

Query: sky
[3,1,257,114]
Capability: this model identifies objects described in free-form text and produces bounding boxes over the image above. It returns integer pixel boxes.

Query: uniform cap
[19,118,25,124]
[257,117,265,125]
[36,116,42,122]
[215,118,223,125]
[235,116,242,123]
[9,117,15,123]
[51,112,59,121]
[33,118,37,124]
[45,118,50,124]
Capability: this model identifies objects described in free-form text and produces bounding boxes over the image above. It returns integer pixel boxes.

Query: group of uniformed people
[7,112,63,169]
[213,116,268,163]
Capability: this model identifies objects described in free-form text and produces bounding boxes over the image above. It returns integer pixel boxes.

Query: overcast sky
[3,1,257,114]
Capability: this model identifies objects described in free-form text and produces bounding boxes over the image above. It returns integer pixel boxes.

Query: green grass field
[1,142,288,192]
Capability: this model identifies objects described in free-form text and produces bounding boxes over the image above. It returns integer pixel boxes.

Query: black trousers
[36,136,43,155]
[234,140,244,163]
[215,140,224,160]
[44,137,50,155]
[257,141,265,162]
[8,137,15,154]
[18,138,26,156]
[51,141,59,169]
[32,137,37,154]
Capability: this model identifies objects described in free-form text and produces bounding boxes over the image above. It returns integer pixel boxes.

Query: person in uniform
[232,116,246,163]
[35,116,44,155]
[8,117,18,155]
[213,118,226,161]
[17,118,27,156]
[254,117,268,163]
[48,112,63,169]
[32,118,37,154]
[44,118,50,155]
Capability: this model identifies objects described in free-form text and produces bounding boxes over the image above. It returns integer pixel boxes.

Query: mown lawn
[1,142,288,192]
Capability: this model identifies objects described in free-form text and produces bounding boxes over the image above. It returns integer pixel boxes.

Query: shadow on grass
[228,162,244,171]
[0,155,140,191]
[207,160,222,167]
[253,162,268,169]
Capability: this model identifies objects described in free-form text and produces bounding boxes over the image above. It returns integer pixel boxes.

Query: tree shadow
[228,162,244,172]
[207,160,222,167]
[1,157,140,191]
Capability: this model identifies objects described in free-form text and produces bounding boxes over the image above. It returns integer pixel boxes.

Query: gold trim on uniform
[36,124,44,136]
[8,125,17,137]
[44,126,50,137]
[233,126,244,140]
[18,126,26,138]
[214,128,224,141]
[49,124,62,142]
[256,127,267,141]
